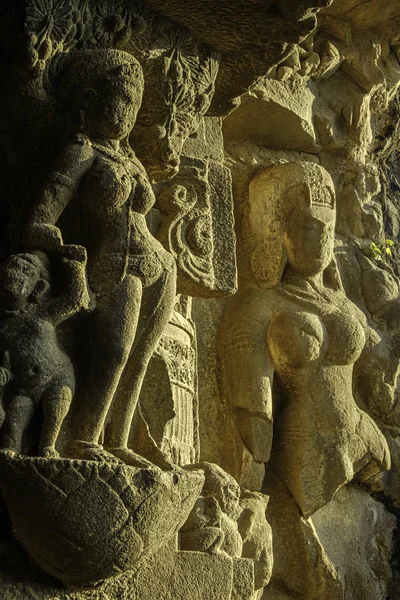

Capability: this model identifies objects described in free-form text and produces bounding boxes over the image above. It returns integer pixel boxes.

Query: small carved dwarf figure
[180,463,243,558]
[0,247,89,458]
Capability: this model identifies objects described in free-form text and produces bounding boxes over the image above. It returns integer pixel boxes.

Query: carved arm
[42,247,91,325]
[222,307,274,463]
[24,140,94,251]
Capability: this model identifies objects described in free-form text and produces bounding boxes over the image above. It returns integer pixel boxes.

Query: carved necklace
[277,279,344,317]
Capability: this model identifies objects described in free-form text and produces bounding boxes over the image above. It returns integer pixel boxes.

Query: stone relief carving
[0,247,89,458]
[0,2,220,266]
[222,162,390,517]
[24,50,178,465]
[180,463,243,558]
[0,44,212,588]
[347,253,400,427]
[132,296,200,468]
[0,3,248,592]
[23,0,220,182]
[129,23,220,182]
[1,0,400,598]
[157,156,237,297]
[157,177,215,294]
[237,490,273,597]
[25,0,86,77]
[335,240,400,503]
[141,0,334,115]
[179,462,273,599]
[0,455,204,588]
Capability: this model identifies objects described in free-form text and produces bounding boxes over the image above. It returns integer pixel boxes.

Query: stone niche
[0,1,399,599]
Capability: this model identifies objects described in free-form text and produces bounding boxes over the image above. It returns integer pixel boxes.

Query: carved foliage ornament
[157,156,237,297]
[157,169,215,294]
[130,25,219,180]
[22,0,220,181]
[89,0,146,48]
[25,0,86,74]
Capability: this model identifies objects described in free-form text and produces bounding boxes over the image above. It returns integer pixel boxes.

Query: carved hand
[60,244,87,263]
[25,223,64,251]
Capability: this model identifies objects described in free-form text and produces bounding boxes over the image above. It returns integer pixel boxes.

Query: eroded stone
[0,454,204,587]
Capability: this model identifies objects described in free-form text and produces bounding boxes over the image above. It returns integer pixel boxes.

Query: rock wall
[0,1,399,599]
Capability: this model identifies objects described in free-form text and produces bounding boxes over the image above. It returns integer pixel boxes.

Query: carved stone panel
[157,156,237,297]
[1,0,400,597]
[222,162,390,517]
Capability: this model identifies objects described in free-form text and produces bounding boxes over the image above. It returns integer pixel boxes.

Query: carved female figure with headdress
[222,162,390,516]
[25,49,176,465]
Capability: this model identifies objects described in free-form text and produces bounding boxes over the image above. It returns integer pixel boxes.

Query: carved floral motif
[130,25,220,181]
[25,0,84,72]
[89,0,146,48]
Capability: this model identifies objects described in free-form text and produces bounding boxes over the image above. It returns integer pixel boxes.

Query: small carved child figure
[0,247,90,458]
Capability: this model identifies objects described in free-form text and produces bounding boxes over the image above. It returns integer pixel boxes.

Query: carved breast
[322,306,365,366]
[267,295,365,371]
[81,156,132,213]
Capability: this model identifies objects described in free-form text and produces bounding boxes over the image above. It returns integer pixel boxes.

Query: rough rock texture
[312,484,396,600]
[0,0,400,598]
[0,546,250,600]
[0,455,204,587]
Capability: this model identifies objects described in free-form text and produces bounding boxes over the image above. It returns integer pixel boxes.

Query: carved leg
[1,395,35,454]
[39,385,73,458]
[68,276,142,458]
[104,264,177,458]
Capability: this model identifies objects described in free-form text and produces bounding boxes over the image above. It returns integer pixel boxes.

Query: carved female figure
[25,50,176,465]
[222,162,389,516]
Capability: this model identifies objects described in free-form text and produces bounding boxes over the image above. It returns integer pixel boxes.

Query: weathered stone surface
[262,467,342,600]
[0,454,204,587]
[238,490,273,592]
[222,161,390,516]
[312,485,396,600]
[0,248,90,458]
[1,0,400,597]
[0,547,241,600]
[180,462,243,558]
[223,76,319,153]
[130,548,249,600]
[141,0,334,115]
[231,557,255,600]
[133,299,200,467]
[157,155,237,298]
